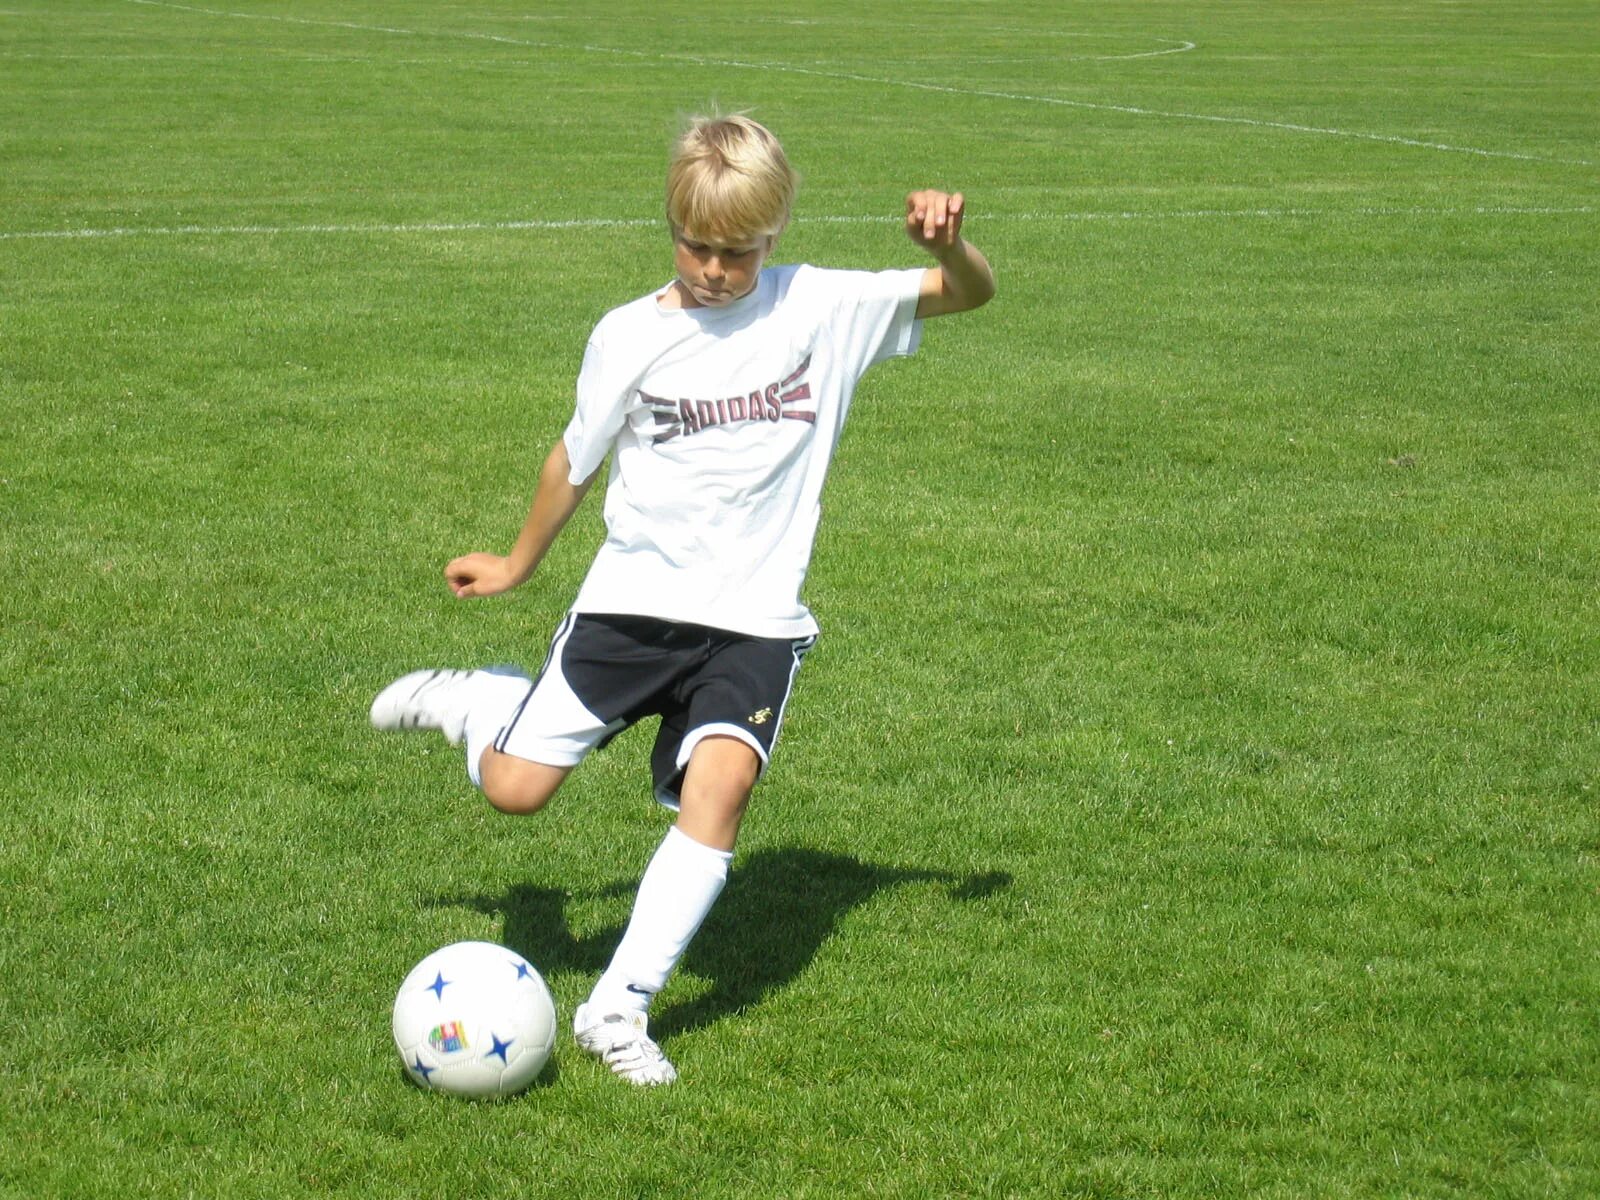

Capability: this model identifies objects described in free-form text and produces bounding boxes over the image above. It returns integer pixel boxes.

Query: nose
[702,254,725,283]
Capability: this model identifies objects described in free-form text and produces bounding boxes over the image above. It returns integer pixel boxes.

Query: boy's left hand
[905,189,966,253]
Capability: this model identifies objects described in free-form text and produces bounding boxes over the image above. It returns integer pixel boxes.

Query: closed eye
[682,239,759,258]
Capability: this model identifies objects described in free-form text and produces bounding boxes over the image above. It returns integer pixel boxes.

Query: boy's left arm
[906,189,996,319]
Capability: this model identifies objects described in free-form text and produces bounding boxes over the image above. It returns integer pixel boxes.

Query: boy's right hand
[446,552,518,598]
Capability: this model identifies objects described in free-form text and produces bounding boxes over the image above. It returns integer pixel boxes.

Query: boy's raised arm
[906,189,996,319]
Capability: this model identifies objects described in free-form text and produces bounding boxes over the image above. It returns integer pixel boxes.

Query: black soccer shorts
[494,613,815,808]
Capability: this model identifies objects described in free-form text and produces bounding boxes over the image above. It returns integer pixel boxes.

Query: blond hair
[665,114,798,242]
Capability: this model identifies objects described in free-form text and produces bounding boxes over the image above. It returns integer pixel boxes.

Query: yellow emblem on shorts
[747,707,773,725]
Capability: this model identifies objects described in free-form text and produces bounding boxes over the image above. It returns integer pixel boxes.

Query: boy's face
[671,229,775,308]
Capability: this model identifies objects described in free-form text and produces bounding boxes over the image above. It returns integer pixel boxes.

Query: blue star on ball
[486,1033,515,1064]
[409,1054,436,1082]
[427,971,449,1000]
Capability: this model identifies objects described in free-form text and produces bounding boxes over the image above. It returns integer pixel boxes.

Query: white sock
[463,671,531,788]
[587,826,732,1017]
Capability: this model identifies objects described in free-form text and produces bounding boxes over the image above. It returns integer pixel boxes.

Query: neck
[658,280,700,311]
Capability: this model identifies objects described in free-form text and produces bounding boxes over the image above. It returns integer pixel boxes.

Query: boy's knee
[675,736,762,850]
[479,750,568,816]
[683,737,760,801]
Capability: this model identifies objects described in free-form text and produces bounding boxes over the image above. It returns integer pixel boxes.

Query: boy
[372,115,994,1085]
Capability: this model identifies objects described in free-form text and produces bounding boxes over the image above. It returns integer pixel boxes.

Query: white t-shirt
[562,263,925,639]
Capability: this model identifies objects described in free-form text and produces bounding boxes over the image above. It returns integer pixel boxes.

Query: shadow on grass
[432,848,1011,1039]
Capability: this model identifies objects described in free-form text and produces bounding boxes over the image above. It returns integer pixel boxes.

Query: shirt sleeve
[824,266,926,374]
[561,331,632,484]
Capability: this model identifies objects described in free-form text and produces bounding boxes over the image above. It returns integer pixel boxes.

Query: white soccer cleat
[369,668,504,746]
[573,1003,678,1086]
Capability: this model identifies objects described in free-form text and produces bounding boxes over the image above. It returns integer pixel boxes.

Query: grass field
[2,2,1597,1196]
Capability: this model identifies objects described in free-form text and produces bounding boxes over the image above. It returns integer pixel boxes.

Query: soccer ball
[392,941,557,1098]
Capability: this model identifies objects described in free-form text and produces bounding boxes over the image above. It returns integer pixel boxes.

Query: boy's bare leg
[675,735,762,851]
[477,748,570,816]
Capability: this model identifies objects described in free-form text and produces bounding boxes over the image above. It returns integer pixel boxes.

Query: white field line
[1085,39,1196,62]
[0,216,658,242]
[486,14,1198,62]
[3,206,1593,243]
[120,0,1592,168]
